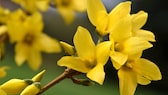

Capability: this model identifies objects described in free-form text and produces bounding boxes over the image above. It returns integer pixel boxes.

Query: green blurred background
[0,0,168,95]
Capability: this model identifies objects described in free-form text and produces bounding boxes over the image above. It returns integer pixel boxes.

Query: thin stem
[37,68,78,95]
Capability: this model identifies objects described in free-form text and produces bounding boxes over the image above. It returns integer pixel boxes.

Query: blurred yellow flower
[53,0,86,24]
[118,56,162,95]
[0,66,9,78]
[7,12,61,70]
[87,0,131,36]
[58,26,111,84]
[0,7,10,24]
[12,0,50,13]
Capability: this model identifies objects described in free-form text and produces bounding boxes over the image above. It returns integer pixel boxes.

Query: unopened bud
[0,79,32,94]
[60,41,75,55]
[20,82,41,95]
[32,70,46,82]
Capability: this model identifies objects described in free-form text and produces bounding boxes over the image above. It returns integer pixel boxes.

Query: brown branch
[37,68,79,95]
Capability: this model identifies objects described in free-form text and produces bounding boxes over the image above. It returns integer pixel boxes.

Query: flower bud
[0,79,33,94]
[20,82,41,95]
[32,70,46,82]
[60,41,75,55]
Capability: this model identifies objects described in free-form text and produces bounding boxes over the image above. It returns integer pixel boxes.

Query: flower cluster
[0,0,162,95]
[57,0,162,95]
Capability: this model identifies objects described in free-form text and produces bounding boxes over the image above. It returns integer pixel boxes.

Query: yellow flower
[0,79,33,94]
[109,15,152,69]
[20,82,41,95]
[53,0,86,24]
[0,66,9,78]
[57,26,111,84]
[7,12,61,70]
[12,0,50,13]
[118,56,162,95]
[87,0,131,36]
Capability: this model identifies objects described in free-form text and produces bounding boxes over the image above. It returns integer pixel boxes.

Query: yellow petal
[134,58,162,81]
[58,8,74,24]
[95,11,108,36]
[122,37,153,55]
[25,12,43,35]
[131,11,148,31]
[74,0,86,12]
[118,67,137,95]
[15,43,29,66]
[36,0,49,11]
[7,21,26,43]
[96,41,111,65]
[108,1,131,31]
[74,26,95,60]
[137,75,151,85]
[109,15,132,42]
[133,29,156,42]
[27,50,42,70]
[35,33,61,53]
[110,52,128,69]
[57,56,90,73]
[87,0,107,27]
[128,51,142,61]
[87,64,105,85]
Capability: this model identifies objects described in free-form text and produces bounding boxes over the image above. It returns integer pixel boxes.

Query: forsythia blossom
[12,0,50,13]
[86,0,161,95]
[52,0,87,24]
[58,26,112,84]
[7,10,61,70]
[87,0,131,36]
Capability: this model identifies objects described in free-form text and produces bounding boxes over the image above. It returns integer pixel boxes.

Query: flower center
[85,59,97,69]
[23,33,34,45]
[114,42,123,51]
[61,0,72,7]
